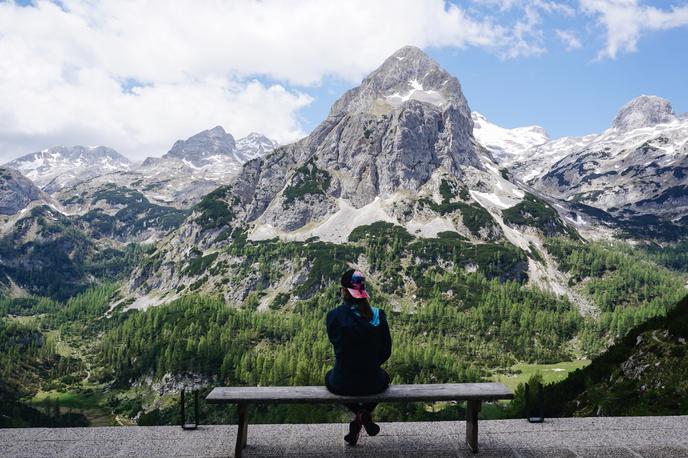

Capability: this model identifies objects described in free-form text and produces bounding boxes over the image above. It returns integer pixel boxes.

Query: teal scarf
[350,304,380,327]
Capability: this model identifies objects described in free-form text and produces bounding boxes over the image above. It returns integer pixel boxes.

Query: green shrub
[503,193,575,237]
[195,186,236,230]
[183,252,219,277]
[283,160,331,205]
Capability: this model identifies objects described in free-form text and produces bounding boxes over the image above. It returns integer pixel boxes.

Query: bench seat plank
[206,383,513,404]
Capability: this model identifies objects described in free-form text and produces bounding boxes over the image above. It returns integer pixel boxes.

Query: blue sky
[1,0,687,161]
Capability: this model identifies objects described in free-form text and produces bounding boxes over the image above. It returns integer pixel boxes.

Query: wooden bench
[206,383,514,457]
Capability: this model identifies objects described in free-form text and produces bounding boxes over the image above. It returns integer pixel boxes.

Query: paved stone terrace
[1,416,688,457]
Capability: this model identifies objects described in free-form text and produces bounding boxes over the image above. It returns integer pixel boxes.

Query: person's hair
[342,287,373,319]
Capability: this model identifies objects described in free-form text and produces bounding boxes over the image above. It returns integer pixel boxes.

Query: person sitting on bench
[325,269,392,446]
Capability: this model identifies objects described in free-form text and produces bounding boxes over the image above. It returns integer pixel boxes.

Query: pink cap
[347,270,369,299]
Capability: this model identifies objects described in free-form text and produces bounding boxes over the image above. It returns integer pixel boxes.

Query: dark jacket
[325,303,392,396]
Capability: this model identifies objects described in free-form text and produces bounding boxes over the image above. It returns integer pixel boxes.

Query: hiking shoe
[360,410,380,436]
[344,414,362,446]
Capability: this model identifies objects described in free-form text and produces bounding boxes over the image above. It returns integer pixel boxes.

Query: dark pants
[325,369,381,417]
[344,402,378,415]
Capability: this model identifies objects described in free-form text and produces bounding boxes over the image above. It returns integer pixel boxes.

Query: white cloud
[506,4,548,58]
[468,0,577,58]
[555,29,583,50]
[581,0,688,59]
[0,0,579,162]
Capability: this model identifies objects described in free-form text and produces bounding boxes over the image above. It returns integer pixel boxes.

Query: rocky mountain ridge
[3,130,278,209]
[5,146,131,193]
[125,46,581,309]
[1,48,685,311]
[230,46,486,235]
[503,96,688,235]
[0,129,277,251]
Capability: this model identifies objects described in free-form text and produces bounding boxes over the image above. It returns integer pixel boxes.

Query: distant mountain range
[0,128,278,299]
[471,112,550,163]
[6,146,131,193]
[478,95,688,238]
[0,46,686,305]
[4,129,278,208]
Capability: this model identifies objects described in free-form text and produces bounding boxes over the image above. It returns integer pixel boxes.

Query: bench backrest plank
[206,383,513,404]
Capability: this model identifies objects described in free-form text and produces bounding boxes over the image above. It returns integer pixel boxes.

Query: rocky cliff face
[0,168,46,215]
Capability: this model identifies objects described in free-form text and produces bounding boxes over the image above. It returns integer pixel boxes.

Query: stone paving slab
[1,416,688,457]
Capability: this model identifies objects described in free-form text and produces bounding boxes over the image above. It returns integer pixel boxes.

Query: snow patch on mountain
[470,190,515,210]
[518,109,688,220]
[329,45,471,120]
[471,112,549,163]
[512,134,599,182]
[406,216,457,238]
[5,146,131,192]
[235,133,279,162]
[250,196,397,243]
[385,78,447,108]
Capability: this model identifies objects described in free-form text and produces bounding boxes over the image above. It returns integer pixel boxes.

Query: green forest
[1,232,687,427]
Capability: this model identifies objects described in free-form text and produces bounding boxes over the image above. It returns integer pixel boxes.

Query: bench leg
[465,400,481,453]
[235,403,248,457]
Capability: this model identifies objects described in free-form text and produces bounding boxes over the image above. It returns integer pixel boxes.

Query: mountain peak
[389,45,429,61]
[612,95,678,132]
[328,45,471,118]
[206,125,227,136]
[235,133,279,162]
[164,126,236,163]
